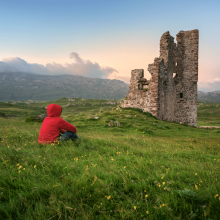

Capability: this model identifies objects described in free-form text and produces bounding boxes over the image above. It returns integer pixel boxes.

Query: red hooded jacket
[38,104,77,144]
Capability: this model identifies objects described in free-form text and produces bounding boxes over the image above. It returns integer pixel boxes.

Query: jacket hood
[47,104,62,117]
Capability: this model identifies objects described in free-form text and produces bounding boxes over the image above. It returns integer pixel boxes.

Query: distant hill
[198,90,220,103]
[0,72,129,102]
[2,71,218,103]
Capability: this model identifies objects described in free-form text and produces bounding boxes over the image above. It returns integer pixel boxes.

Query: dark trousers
[59,131,80,142]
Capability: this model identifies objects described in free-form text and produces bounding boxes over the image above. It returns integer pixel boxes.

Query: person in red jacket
[38,104,80,144]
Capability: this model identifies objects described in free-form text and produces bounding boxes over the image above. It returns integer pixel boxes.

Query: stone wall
[120,69,151,114]
[120,60,162,118]
[121,29,199,126]
[158,31,176,122]
[174,30,199,126]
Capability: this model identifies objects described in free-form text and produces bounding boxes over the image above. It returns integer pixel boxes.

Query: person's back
[38,104,79,144]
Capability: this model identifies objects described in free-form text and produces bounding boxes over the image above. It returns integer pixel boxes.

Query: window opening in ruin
[173,73,176,78]
[180,93,183,98]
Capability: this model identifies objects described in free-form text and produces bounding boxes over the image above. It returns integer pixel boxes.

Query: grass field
[197,102,220,126]
[0,99,220,219]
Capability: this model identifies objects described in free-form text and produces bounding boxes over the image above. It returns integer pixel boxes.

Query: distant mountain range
[0,72,129,102]
[197,90,220,103]
[1,72,219,102]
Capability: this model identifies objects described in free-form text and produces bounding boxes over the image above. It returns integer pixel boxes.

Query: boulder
[108,122,114,127]
[115,121,121,126]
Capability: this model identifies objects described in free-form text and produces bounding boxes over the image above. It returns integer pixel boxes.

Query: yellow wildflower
[18,166,22,169]
[34,165,36,168]
[124,166,126,169]
[214,194,219,198]
[161,176,164,179]
[145,194,148,198]
[162,182,165,185]
[146,211,149,214]
[195,185,198,190]
[134,206,136,210]
[195,173,197,175]
[107,196,111,200]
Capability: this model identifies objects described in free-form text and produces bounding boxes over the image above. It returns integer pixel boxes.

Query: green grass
[0,100,220,219]
[197,102,220,126]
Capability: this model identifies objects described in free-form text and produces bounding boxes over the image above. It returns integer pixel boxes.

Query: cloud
[198,78,220,92]
[69,52,83,63]
[0,52,118,79]
[107,71,130,84]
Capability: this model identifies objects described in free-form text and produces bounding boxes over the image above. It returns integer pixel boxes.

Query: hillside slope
[0,99,220,219]
[198,90,220,102]
[0,72,129,101]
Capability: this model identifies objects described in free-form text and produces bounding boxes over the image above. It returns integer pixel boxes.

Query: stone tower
[121,29,199,126]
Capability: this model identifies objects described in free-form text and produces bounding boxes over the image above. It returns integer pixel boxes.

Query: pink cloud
[0,52,118,79]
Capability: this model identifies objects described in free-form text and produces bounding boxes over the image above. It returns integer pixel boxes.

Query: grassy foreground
[0,99,220,219]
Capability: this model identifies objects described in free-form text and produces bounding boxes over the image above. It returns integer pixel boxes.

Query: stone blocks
[121,29,199,126]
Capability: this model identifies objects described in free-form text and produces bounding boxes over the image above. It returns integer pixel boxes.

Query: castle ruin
[121,29,199,126]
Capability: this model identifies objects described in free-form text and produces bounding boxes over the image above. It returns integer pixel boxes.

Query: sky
[0,0,220,92]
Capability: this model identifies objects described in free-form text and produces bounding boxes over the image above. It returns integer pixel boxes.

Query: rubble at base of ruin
[121,29,199,126]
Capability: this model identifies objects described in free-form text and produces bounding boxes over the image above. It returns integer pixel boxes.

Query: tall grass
[0,101,220,219]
